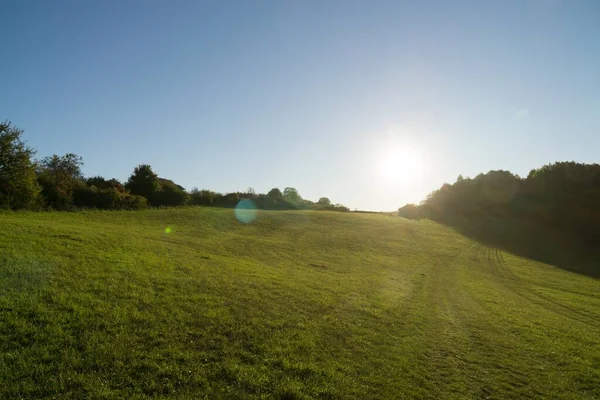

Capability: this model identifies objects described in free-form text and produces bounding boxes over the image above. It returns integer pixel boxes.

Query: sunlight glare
[377,144,424,185]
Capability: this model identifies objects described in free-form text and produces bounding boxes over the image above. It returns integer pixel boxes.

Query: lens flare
[235,199,257,223]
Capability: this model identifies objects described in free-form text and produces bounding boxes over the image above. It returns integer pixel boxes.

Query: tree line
[399,162,600,245]
[0,121,349,212]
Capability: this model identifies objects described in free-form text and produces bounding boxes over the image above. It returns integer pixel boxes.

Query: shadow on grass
[427,213,600,279]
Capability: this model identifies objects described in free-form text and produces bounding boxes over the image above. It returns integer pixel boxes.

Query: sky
[1,0,599,211]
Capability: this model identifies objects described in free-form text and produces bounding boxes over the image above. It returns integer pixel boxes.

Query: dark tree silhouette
[126,164,161,205]
[156,179,189,206]
[399,163,600,277]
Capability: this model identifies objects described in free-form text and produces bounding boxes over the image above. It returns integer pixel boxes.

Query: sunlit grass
[0,208,598,399]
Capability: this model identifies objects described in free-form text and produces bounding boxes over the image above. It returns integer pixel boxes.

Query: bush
[73,184,150,210]
[73,184,98,208]
[190,188,218,206]
[119,194,149,210]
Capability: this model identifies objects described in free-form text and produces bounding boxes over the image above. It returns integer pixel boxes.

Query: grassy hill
[0,208,598,399]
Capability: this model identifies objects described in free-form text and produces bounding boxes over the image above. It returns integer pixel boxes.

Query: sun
[377,144,424,185]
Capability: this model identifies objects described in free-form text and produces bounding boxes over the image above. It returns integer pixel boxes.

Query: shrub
[119,194,149,210]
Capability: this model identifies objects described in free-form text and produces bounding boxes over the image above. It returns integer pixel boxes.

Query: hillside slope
[0,209,598,399]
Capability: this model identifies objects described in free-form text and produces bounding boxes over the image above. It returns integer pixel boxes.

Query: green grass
[0,208,599,399]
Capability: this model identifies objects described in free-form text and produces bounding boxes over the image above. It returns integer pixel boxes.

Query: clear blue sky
[2,0,599,211]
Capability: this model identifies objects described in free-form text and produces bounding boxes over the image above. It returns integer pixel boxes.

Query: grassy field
[0,208,599,399]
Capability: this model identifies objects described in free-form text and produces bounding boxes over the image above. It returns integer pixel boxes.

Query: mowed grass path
[0,209,598,399]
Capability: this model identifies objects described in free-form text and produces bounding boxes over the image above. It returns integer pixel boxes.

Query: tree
[0,121,41,209]
[262,188,285,209]
[398,203,420,219]
[86,176,126,192]
[125,164,161,205]
[190,188,218,206]
[86,176,110,189]
[283,187,300,202]
[39,153,83,180]
[267,188,283,199]
[332,203,350,212]
[156,179,189,206]
[318,197,332,207]
[36,153,84,209]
